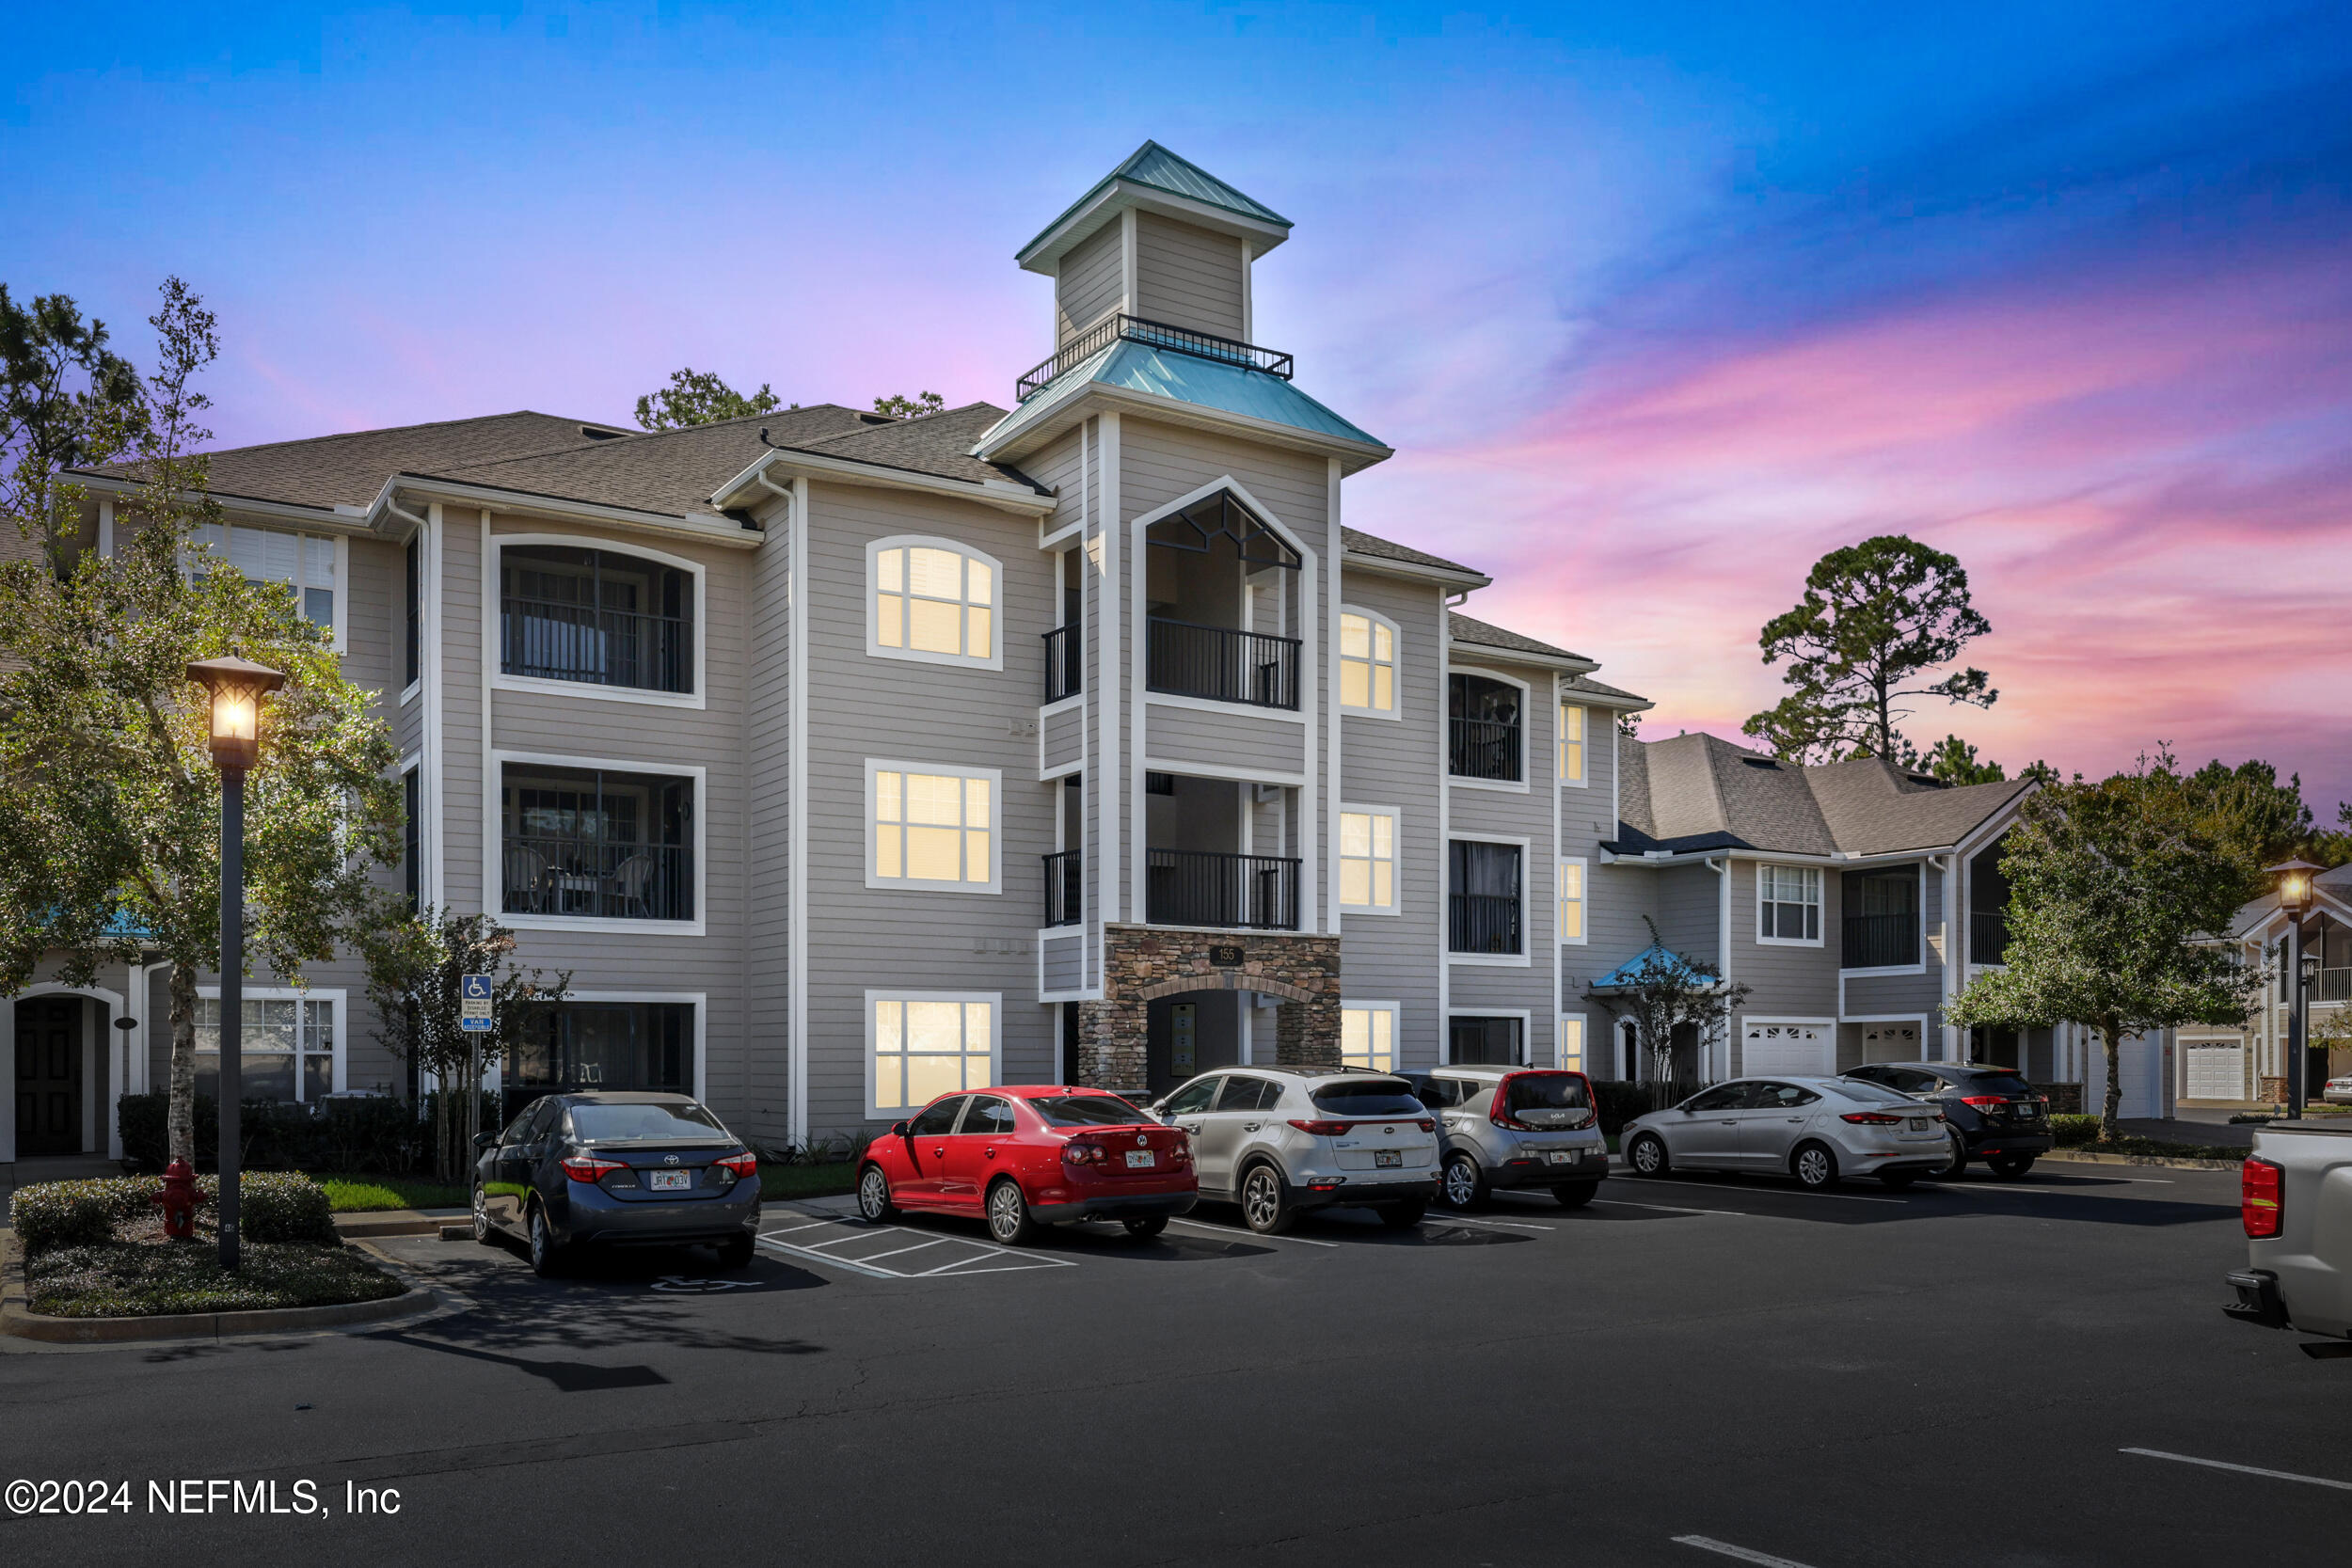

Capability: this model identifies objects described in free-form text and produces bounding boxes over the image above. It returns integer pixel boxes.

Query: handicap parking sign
[460,974,493,1032]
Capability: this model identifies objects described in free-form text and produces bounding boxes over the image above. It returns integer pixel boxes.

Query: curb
[333,1209,466,1240]
[1,1231,442,1345]
[2039,1148,2243,1172]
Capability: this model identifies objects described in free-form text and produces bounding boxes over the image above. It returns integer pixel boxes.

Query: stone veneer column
[1089,925,1344,1093]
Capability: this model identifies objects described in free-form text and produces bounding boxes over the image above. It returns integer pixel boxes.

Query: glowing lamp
[2268,858,2322,918]
[184,655,285,773]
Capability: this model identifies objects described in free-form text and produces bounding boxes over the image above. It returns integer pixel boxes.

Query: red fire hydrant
[156,1158,200,1241]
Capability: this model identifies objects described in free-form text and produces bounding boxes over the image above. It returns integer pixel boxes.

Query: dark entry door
[15,998,83,1156]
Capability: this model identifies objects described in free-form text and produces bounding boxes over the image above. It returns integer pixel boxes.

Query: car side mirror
[1678,1106,1693,1115]
[474,1132,498,1150]
[888,1120,909,1137]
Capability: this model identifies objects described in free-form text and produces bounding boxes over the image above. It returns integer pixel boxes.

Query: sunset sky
[7,3,2346,809]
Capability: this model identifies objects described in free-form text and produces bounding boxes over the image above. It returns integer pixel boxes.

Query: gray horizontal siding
[1133,213,1246,340]
[1144,700,1306,779]
[1057,223,1124,345]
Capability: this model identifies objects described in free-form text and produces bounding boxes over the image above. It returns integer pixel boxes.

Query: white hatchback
[1622,1076,1949,1190]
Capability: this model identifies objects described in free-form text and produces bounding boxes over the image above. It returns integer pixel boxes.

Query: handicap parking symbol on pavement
[650,1275,760,1293]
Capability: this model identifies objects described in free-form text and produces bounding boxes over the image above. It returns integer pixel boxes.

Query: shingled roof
[1610,733,2029,858]
[1449,611,1594,669]
[1341,526,1485,581]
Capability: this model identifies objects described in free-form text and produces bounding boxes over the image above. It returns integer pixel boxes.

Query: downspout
[1438,590,1470,1068]
[384,492,437,918]
[1708,856,1729,1082]
[1939,851,1960,1065]
[755,470,809,1147]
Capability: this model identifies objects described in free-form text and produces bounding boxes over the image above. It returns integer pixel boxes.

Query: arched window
[1338,609,1398,716]
[869,537,1001,668]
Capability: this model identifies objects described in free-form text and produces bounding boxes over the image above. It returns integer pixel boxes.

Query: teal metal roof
[1023,141,1291,259]
[1587,943,1715,991]
[979,340,1388,456]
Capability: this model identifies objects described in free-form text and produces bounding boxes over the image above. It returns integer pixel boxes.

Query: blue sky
[7,3,2347,804]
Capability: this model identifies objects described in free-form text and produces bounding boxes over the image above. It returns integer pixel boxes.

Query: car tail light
[1960,1096,2010,1113]
[1839,1112,1904,1125]
[2243,1158,2284,1239]
[560,1154,628,1182]
[1167,1136,1192,1165]
[716,1151,758,1180]
[1418,1118,1436,1133]
[1061,1140,1106,1166]
[1489,1073,1534,1132]
[1287,1119,1352,1136]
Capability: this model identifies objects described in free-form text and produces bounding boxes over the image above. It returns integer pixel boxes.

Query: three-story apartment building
[3,144,2070,1168]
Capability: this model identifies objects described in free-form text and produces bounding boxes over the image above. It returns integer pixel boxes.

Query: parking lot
[8,1161,2349,1567]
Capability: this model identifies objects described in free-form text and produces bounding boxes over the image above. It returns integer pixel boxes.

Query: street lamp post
[186,655,286,1272]
[2269,859,2321,1122]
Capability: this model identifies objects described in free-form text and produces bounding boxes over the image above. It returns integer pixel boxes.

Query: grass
[760,1163,859,1201]
[24,1226,404,1319]
[2050,1136,2247,1163]
[315,1175,469,1213]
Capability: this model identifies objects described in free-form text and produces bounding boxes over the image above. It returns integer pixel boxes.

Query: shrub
[9,1177,156,1255]
[234,1172,339,1245]
[117,1091,427,1174]
[1589,1079,1669,1135]
[2050,1114,2102,1147]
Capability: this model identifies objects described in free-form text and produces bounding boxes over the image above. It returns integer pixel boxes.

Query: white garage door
[1742,1022,1832,1077]
[2118,1032,2163,1118]
[2184,1040,2244,1101]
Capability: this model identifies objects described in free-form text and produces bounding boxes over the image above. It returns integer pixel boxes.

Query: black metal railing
[502,596,692,694]
[1449,718,1522,782]
[1842,912,1919,969]
[1449,894,1522,956]
[1017,312,1295,402]
[2318,968,2351,1004]
[1146,619,1301,709]
[1145,848,1299,930]
[1971,910,2009,966]
[1042,850,1083,927]
[502,835,693,921]
[1042,625,1082,703]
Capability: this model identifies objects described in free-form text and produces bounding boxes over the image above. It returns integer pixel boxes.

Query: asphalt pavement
[5,1162,2345,1568]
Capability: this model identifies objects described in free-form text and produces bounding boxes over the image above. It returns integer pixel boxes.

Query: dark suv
[1841,1062,2053,1178]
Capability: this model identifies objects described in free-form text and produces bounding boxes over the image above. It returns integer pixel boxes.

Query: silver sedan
[1621,1076,1949,1190]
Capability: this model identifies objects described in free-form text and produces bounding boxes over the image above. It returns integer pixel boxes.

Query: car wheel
[527,1205,567,1278]
[1379,1200,1426,1229]
[1929,1131,1968,1180]
[985,1179,1038,1246]
[471,1184,496,1244]
[1121,1215,1168,1240]
[1240,1164,1295,1235]
[1440,1152,1487,1210]
[1880,1169,1919,1191]
[1552,1182,1598,1209]
[1791,1142,1839,1190]
[1628,1133,1669,1176]
[1988,1154,2037,1179]
[855,1163,897,1222]
[716,1234,755,1269]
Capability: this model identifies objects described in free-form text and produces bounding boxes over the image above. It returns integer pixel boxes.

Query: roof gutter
[1343,549,1490,592]
[710,448,1056,518]
[1448,637,1599,676]
[364,472,764,549]
[975,379,1392,474]
[1600,845,1958,870]
[66,470,367,532]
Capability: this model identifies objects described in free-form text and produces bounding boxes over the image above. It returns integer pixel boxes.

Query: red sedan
[856,1085,1197,1244]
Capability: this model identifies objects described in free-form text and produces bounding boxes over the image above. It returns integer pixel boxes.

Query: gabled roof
[1341,526,1486,585]
[976,338,1389,467]
[1608,733,2029,859]
[1589,943,1714,991]
[1019,141,1292,271]
[1449,611,1594,672]
[74,409,636,514]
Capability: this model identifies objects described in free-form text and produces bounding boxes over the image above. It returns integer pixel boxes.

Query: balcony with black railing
[1145,848,1299,930]
[1147,619,1300,710]
[1971,910,2009,966]
[503,834,693,922]
[1017,313,1295,403]
[1042,850,1083,927]
[1842,912,1919,969]
[1042,625,1082,703]
[502,595,692,694]
[1449,718,1522,782]
[1449,894,1523,956]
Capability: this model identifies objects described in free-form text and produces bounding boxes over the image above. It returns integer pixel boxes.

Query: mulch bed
[21,1212,405,1319]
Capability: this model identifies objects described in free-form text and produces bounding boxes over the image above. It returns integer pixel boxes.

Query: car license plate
[2017,1104,2039,1117]
[1375,1149,1403,1168]
[1125,1149,1156,1168]
[648,1169,691,1192]
[1547,1150,1574,1165]
[1906,1118,1930,1132]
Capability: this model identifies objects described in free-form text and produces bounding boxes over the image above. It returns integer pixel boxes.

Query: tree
[1742,534,1995,764]
[361,909,568,1183]
[872,390,946,420]
[2178,757,2314,870]
[1915,734,2007,786]
[633,367,786,430]
[0,279,405,1164]
[1615,710,1642,739]
[1582,918,1753,1101]
[1947,753,2265,1139]
[1,284,151,559]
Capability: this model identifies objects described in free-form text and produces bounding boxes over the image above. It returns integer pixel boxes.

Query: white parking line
[1592,1198,1746,1217]
[1672,1534,1819,1566]
[852,1238,953,1264]
[1617,1177,1906,1205]
[755,1234,903,1279]
[2122,1448,2352,1491]
[761,1218,849,1236]
[1436,1214,1556,1231]
[1167,1217,1342,1247]
[759,1215,1075,1277]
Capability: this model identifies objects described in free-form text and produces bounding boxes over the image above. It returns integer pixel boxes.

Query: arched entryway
[9,989,119,1161]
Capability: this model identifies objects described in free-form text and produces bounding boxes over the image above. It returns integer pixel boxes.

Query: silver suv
[1149,1067,1438,1234]
[1403,1068,1609,1209]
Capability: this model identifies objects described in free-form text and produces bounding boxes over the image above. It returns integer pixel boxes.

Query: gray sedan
[1622,1076,1949,1190]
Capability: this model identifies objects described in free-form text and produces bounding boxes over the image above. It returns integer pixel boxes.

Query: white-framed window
[867,991,999,1118]
[1558,701,1587,785]
[194,989,342,1102]
[492,532,705,707]
[1342,1003,1399,1073]
[1557,856,1586,943]
[1758,863,1823,944]
[867,760,1001,893]
[1339,806,1400,913]
[1558,1013,1586,1072]
[867,536,1003,669]
[1338,609,1398,716]
[188,521,338,630]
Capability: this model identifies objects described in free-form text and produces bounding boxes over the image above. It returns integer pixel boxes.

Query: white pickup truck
[2227,1120,2352,1338]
